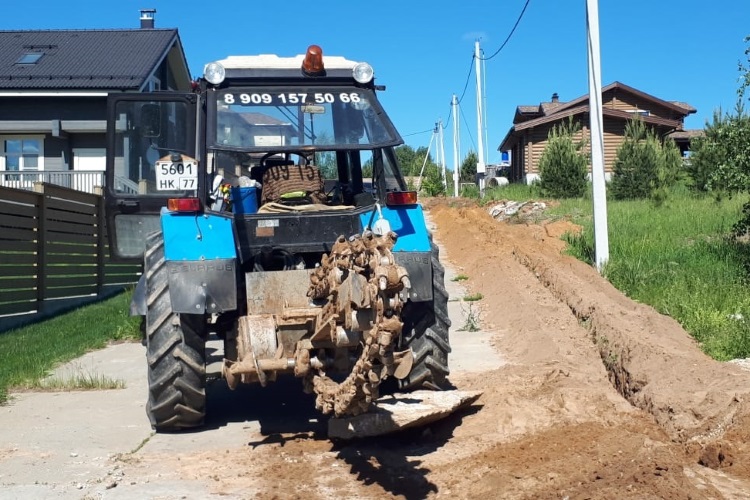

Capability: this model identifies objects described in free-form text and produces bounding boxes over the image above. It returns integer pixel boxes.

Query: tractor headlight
[352,62,374,84]
[203,62,226,85]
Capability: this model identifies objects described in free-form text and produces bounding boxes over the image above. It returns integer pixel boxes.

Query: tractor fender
[160,210,239,314]
[359,204,433,302]
[393,252,433,302]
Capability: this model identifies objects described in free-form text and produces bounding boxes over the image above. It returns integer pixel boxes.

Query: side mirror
[140,103,161,138]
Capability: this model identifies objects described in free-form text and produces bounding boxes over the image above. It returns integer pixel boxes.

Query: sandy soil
[113,198,750,499]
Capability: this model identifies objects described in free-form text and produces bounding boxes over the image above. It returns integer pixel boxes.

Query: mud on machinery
[104,45,451,431]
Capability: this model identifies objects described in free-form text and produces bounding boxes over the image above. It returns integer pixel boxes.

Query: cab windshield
[210,86,401,151]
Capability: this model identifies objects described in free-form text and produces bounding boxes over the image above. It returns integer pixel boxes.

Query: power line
[402,128,433,137]
[441,105,453,129]
[456,55,475,104]
[459,105,477,153]
[478,0,531,61]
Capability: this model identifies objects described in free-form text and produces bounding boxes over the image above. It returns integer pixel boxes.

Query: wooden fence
[0,183,141,332]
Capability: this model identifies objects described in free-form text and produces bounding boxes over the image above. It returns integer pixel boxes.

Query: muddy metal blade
[328,390,483,439]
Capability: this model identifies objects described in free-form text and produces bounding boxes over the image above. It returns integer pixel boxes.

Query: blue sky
[4,1,750,167]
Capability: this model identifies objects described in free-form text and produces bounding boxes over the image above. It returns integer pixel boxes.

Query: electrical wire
[457,55,475,104]
[478,0,531,61]
[441,105,453,129]
[459,105,477,153]
[402,128,433,137]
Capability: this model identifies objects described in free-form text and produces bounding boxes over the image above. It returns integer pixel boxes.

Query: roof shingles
[0,29,178,90]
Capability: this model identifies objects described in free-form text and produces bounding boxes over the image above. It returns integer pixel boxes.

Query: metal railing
[0,170,105,195]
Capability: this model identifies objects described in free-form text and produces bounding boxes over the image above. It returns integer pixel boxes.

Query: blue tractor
[104,46,451,431]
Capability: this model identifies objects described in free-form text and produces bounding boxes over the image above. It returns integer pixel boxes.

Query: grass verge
[454,183,750,360]
[548,191,750,360]
[0,290,140,404]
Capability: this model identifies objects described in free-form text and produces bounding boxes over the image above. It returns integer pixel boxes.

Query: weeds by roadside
[23,372,125,392]
[22,360,126,392]
[458,302,481,332]
[463,292,483,302]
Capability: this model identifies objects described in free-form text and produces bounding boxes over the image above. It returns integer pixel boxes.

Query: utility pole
[438,119,447,191]
[452,94,460,197]
[474,40,486,195]
[417,125,437,192]
[586,0,609,272]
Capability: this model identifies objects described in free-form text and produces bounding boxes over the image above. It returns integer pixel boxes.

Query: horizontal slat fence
[0,183,141,332]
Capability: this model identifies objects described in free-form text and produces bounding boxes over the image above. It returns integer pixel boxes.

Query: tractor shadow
[330,403,482,499]
[202,374,326,437]
[202,337,325,437]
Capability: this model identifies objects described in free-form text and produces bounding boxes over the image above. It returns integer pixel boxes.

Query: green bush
[687,107,750,196]
[538,119,589,198]
[610,118,679,201]
[420,163,447,196]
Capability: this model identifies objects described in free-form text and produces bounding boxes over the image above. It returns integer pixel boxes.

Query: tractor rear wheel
[398,240,452,390]
[144,232,207,431]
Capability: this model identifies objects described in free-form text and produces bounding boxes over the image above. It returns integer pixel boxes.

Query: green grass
[0,290,140,404]
[459,182,544,203]
[27,371,126,391]
[463,292,484,302]
[451,274,469,282]
[547,191,750,360]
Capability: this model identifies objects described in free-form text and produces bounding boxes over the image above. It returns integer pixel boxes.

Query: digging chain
[307,230,410,417]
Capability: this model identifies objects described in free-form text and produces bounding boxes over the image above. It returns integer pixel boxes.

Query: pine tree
[538,119,589,198]
[610,118,670,200]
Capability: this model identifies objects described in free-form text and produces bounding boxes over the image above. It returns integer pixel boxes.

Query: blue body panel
[359,205,430,252]
[160,209,237,261]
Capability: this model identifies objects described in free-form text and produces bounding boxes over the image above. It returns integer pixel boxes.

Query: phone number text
[222,92,362,105]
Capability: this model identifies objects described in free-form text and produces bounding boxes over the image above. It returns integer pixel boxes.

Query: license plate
[155,160,198,191]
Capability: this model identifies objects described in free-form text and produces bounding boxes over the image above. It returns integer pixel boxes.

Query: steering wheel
[259,150,313,168]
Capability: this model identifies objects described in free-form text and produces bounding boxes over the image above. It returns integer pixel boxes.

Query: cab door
[105,93,199,260]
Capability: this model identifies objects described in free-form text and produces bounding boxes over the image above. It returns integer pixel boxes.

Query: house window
[0,136,44,182]
[16,53,43,64]
[626,109,650,117]
[147,76,161,91]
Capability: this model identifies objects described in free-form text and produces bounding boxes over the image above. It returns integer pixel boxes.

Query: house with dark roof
[0,10,191,192]
[497,82,700,184]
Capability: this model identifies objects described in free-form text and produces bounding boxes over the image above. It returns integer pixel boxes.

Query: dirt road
[5,199,750,499]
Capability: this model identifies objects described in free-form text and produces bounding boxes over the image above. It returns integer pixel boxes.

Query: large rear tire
[144,232,207,431]
[398,240,452,390]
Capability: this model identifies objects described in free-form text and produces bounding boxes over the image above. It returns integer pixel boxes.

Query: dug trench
[423,200,750,499]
